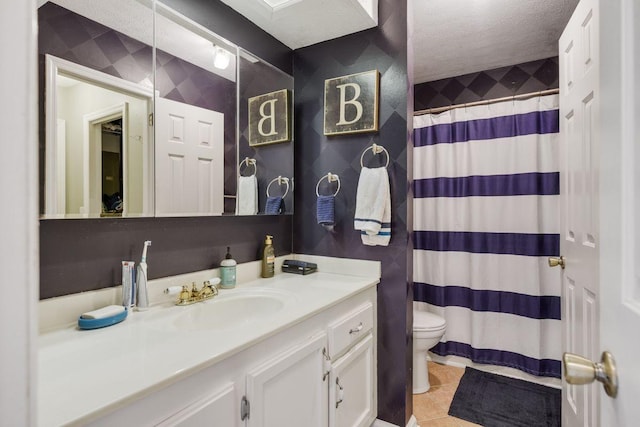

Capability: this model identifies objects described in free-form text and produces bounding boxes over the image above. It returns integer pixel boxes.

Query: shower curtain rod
[413,88,560,116]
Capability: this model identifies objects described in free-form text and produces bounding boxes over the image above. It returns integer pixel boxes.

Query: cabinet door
[329,333,374,427]
[156,382,239,427]
[246,332,328,427]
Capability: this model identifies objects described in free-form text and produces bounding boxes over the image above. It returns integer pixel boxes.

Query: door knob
[563,351,618,397]
[548,256,565,269]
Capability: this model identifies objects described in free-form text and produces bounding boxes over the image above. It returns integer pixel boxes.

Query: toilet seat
[413,311,446,332]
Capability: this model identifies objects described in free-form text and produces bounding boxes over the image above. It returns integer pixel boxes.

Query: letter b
[336,83,363,126]
[258,99,278,136]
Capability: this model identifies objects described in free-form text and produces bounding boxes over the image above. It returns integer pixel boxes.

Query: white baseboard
[371,415,417,427]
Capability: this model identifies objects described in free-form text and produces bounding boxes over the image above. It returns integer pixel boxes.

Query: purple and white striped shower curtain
[412,94,562,378]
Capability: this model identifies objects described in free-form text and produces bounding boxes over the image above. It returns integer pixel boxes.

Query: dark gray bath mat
[448,367,561,427]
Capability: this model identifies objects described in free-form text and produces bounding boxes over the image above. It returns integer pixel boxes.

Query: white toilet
[413,310,447,394]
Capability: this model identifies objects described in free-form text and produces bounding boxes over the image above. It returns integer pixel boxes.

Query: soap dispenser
[261,235,275,278]
[220,246,237,289]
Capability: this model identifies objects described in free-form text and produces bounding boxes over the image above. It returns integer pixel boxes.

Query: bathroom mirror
[237,48,294,215]
[39,0,294,218]
[38,0,155,218]
[153,1,238,216]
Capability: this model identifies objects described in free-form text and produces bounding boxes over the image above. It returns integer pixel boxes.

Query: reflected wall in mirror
[238,48,294,215]
[38,0,154,218]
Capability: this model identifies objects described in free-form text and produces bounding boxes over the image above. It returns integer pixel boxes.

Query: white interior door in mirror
[155,97,224,216]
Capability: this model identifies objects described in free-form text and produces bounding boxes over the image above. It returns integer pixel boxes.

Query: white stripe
[413,94,559,129]
[414,132,559,179]
[423,304,562,362]
[414,250,561,296]
[413,195,559,234]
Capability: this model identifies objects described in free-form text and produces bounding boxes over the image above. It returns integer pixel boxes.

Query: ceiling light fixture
[213,45,231,70]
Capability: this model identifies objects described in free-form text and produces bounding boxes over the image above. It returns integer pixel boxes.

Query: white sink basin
[145,288,295,332]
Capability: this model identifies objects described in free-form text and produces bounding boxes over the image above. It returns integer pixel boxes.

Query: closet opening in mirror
[100,118,124,217]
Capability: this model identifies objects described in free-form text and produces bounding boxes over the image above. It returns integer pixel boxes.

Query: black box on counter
[282,259,317,275]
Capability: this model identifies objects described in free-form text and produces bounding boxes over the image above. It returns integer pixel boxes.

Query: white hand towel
[236,175,258,215]
[354,166,391,246]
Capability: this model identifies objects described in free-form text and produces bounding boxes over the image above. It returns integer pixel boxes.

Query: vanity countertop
[38,255,380,426]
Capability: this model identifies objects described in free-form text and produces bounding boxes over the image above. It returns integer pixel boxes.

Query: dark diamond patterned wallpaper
[293,0,411,424]
[414,57,559,111]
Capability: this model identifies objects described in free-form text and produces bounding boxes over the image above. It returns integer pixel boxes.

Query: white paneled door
[559,0,600,424]
[560,0,640,426]
[155,97,224,216]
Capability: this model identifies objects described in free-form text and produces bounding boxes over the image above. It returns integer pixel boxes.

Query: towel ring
[360,143,389,168]
[267,176,290,198]
[239,157,257,177]
[316,173,341,197]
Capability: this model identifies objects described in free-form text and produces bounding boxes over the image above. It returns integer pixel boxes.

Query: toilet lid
[414,311,446,331]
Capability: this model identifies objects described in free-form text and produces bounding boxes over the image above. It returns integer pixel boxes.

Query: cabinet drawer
[328,303,373,357]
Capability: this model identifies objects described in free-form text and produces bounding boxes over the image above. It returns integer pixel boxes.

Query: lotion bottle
[261,235,275,278]
[220,246,237,288]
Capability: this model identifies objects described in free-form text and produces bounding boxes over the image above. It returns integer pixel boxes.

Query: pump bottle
[261,235,275,278]
[220,246,237,288]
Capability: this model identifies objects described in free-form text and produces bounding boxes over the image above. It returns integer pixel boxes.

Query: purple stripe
[414,282,561,320]
[414,110,560,147]
[414,172,559,198]
[414,231,559,257]
[431,341,561,378]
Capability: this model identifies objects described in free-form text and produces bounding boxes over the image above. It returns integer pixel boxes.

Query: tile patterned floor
[413,362,482,427]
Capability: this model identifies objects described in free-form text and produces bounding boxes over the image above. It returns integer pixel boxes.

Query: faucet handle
[178,285,191,305]
[164,286,182,295]
[206,277,221,289]
[202,279,219,298]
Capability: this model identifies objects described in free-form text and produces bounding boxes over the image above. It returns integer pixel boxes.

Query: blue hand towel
[317,195,335,226]
[265,196,284,214]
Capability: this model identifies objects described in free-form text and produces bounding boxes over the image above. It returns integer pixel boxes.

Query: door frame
[82,103,128,216]
[598,0,639,423]
[0,1,38,426]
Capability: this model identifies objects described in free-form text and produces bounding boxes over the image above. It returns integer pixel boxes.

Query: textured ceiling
[412,0,579,83]
[219,0,577,83]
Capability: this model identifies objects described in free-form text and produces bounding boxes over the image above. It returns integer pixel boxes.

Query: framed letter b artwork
[324,70,379,136]
[248,89,291,146]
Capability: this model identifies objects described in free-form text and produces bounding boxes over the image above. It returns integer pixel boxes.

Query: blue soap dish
[78,308,128,330]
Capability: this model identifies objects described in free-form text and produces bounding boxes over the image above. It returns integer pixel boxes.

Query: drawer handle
[335,377,344,408]
[349,322,363,334]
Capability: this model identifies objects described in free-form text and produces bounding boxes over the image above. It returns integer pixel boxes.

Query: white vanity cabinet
[83,286,376,427]
[327,303,376,427]
[156,383,238,427]
[245,332,328,427]
[40,258,381,427]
